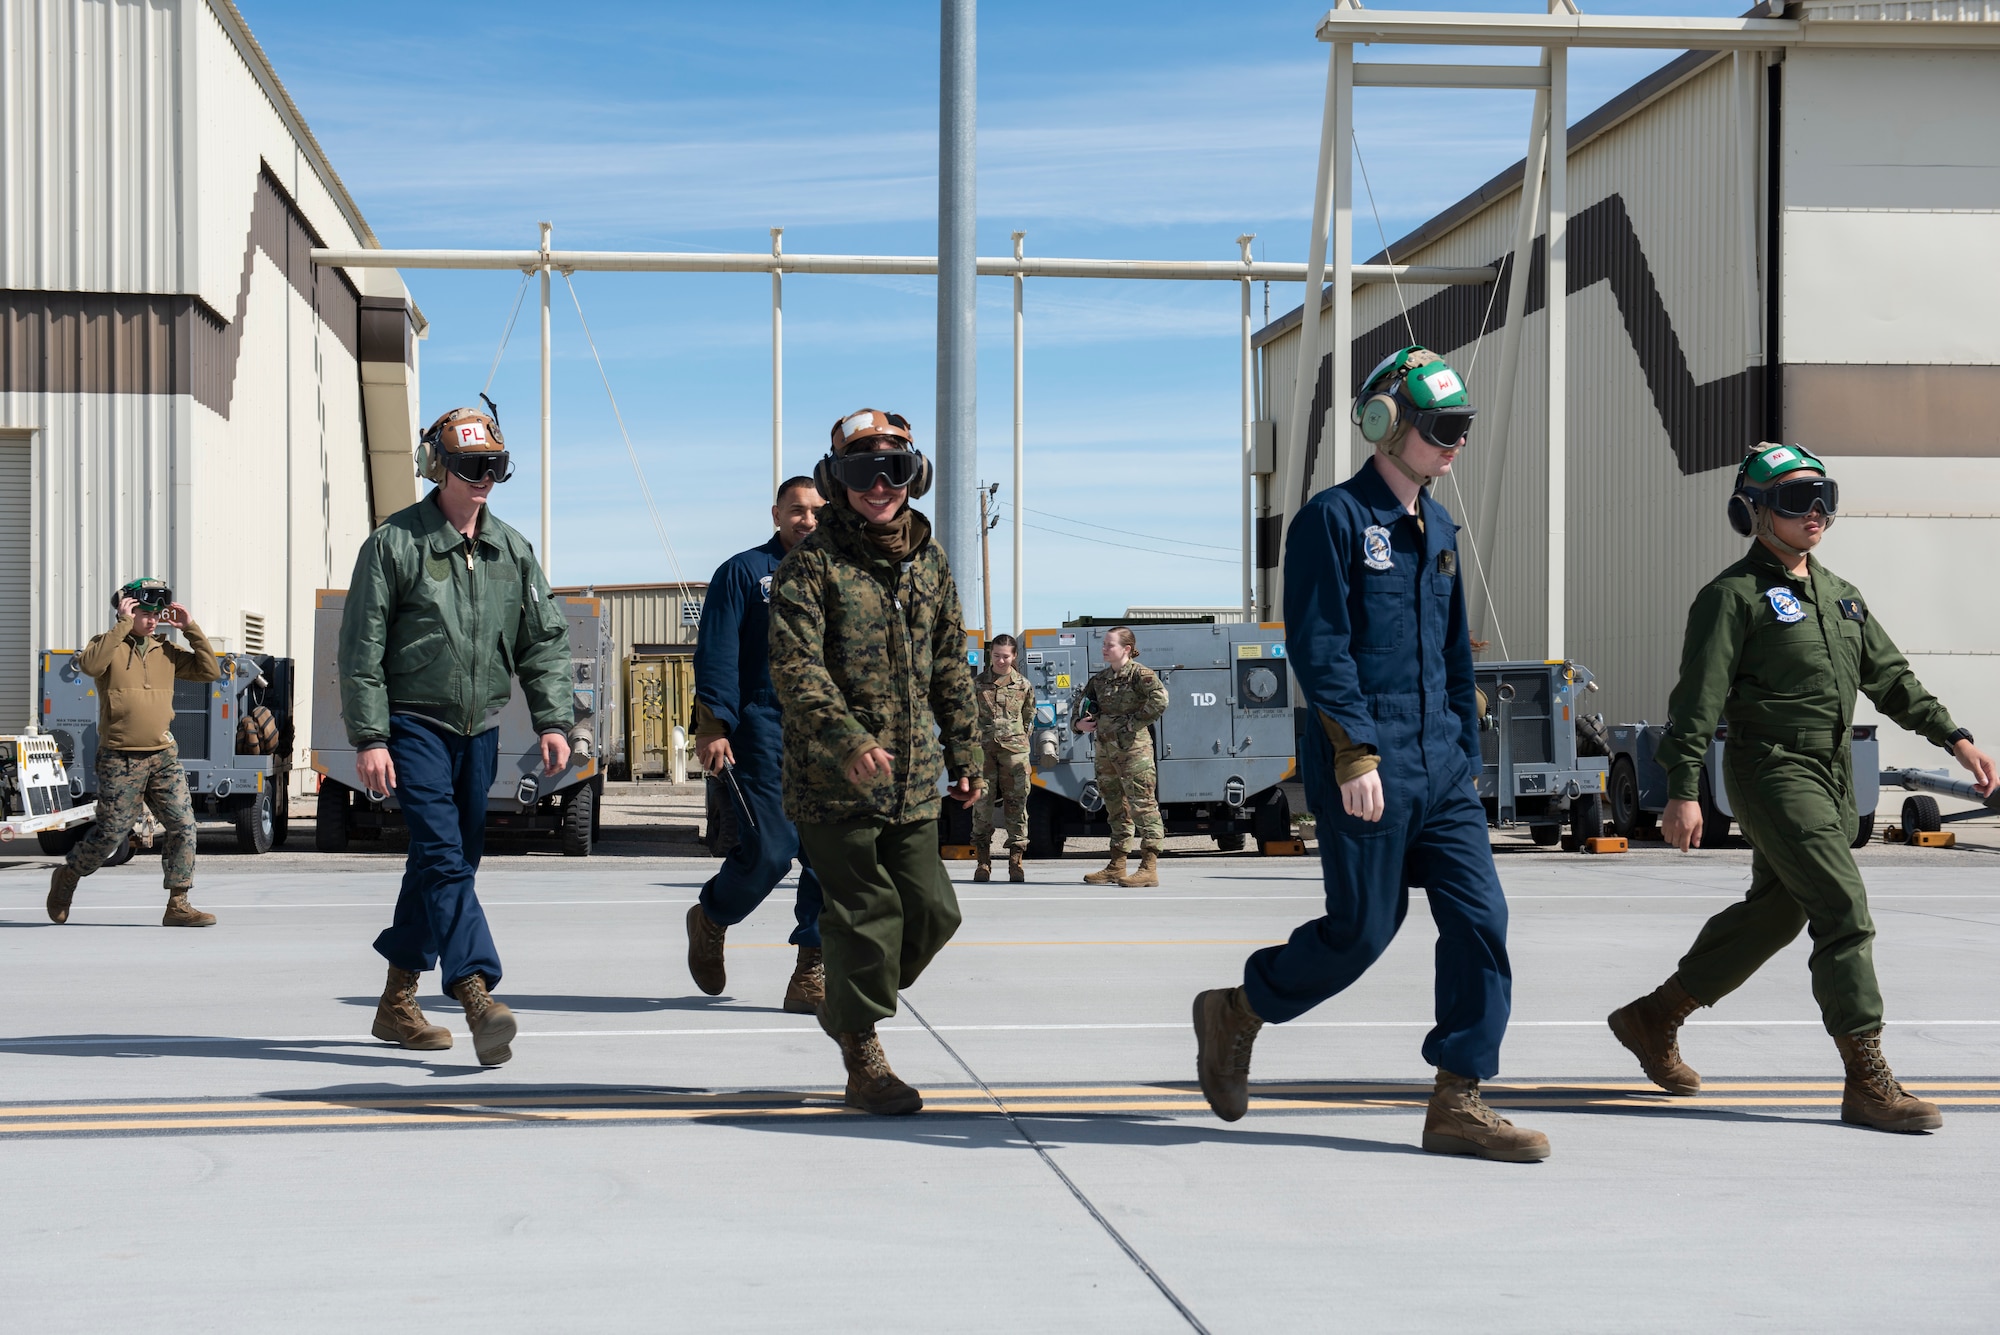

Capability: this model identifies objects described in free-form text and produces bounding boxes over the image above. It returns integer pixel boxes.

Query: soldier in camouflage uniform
[769,408,981,1116]
[971,633,1035,883]
[47,578,220,928]
[1074,627,1169,888]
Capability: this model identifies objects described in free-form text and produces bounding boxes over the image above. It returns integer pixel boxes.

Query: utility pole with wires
[978,481,1000,636]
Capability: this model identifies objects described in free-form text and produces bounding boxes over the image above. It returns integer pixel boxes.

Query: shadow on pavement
[333,993,793,1016]
[0,1033,481,1075]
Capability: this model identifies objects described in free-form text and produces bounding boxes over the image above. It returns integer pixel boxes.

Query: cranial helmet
[1727,442,1835,537]
[418,394,515,485]
[814,408,933,502]
[1351,346,1478,483]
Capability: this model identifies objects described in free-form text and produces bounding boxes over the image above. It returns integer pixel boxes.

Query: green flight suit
[1654,542,1962,1037]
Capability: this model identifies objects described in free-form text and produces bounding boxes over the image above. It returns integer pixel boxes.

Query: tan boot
[1083,850,1128,885]
[972,858,991,883]
[371,965,452,1050]
[47,865,79,924]
[1008,848,1025,883]
[836,1028,922,1115]
[1834,1030,1942,1133]
[1422,1071,1551,1162]
[452,974,517,1067]
[162,892,216,928]
[685,903,727,996]
[1118,850,1160,888]
[1607,973,1702,1095]
[782,946,825,1015]
[1192,986,1263,1122]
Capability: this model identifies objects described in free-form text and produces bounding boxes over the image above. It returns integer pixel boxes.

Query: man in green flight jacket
[1608,442,1996,1133]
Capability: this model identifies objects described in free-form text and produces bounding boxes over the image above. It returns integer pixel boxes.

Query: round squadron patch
[1764,586,1805,624]
[1362,525,1395,571]
[759,574,774,604]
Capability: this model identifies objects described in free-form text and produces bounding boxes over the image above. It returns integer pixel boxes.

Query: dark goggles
[1746,476,1838,518]
[1411,407,1475,450]
[830,449,920,492]
[118,582,173,611]
[443,450,514,485]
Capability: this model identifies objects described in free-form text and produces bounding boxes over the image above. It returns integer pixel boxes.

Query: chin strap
[1753,506,1810,561]
[1377,440,1436,488]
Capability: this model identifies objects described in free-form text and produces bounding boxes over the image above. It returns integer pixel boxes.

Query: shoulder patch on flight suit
[1764,587,1805,624]
[1438,550,1457,577]
[759,574,774,604]
[1362,525,1395,570]
[1837,597,1867,624]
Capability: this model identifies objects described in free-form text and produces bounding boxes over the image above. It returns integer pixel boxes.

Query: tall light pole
[539,221,552,579]
[1011,229,1025,637]
[937,0,979,619]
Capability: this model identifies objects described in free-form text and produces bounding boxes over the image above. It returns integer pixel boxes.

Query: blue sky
[244,0,1750,626]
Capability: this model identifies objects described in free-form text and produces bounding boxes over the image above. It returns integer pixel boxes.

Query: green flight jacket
[1655,542,1959,801]
[337,493,574,747]
[768,504,979,825]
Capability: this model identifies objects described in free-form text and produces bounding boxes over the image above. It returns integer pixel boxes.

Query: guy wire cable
[560,272,692,592]
[481,271,534,399]
[900,997,1214,1335]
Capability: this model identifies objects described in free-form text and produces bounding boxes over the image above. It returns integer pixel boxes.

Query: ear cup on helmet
[1357,393,1401,444]
[1726,493,1755,537]
[907,450,932,499]
[813,452,839,502]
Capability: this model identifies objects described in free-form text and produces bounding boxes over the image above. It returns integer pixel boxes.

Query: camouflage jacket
[976,667,1036,755]
[1084,661,1168,754]
[768,504,979,824]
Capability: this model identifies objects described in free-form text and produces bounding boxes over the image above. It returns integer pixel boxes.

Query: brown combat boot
[371,965,452,1050]
[1008,847,1025,883]
[47,865,79,924]
[162,892,216,928]
[836,1028,922,1115]
[1118,850,1161,888]
[1083,851,1128,885]
[1192,986,1263,1122]
[1607,973,1703,1095]
[1422,1071,1551,1162]
[685,903,727,996]
[1834,1030,1942,1133]
[782,946,825,1015]
[973,857,992,883]
[451,974,517,1067]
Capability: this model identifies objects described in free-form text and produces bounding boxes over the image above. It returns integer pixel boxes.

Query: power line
[1002,511,1237,566]
[1021,504,1239,553]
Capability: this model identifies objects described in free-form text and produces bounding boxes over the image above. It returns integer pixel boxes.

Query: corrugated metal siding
[0,438,31,726]
[553,585,707,667]
[0,0,186,294]
[1262,55,1766,728]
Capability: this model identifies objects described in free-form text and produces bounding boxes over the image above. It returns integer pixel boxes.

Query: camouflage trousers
[69,747,197,889]
[1098,739,1163,854]
[973,749,1030,856]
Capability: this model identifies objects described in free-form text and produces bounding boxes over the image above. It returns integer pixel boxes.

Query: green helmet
[1735,442,1826,489]
[111,577,173,613]
[1352,345,1476,449]
[1728,443,1837,539]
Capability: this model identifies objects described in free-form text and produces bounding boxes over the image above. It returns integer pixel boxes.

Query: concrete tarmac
[2,829,1996,1332]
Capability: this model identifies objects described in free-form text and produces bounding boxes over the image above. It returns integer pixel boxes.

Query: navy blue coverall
[1243,461,1512,1080]
[694,535,822,946]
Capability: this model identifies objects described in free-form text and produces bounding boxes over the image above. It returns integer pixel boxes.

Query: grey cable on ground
[900,997,1213,1335]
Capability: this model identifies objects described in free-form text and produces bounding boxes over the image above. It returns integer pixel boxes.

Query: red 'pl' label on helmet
[454,421,491,449]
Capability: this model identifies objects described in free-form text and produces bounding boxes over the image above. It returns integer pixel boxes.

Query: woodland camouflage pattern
[1086,661,1169,852]
[768,504,979,825]
[973,666,1037,849]
[68,745,197,887]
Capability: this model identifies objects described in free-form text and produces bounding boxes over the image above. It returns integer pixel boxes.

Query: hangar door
[0,439,28,731]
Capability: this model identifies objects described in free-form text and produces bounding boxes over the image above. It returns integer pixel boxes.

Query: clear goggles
[830,449,921,492]
[444,450,515,485]
[1746,476,1838,519]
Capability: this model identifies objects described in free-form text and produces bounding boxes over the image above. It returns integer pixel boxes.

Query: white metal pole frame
[938,0,980,623]
[771,227,784,500]
[1238,232,1255,622]
[539,221,552,580]
[1329,46,1355,489]
[1011,230,1025,637]
[1543,45,1568,660]
[1280,43,1345,541]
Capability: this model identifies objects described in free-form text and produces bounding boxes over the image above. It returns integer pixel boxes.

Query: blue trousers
[698,703,822,948]
[372,716,504,994]
[1243,721,1512,1080]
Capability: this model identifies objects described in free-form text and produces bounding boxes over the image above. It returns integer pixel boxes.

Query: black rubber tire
[1252,787,1293,853]
[271,769,291,848]
[37,824,85,856]
[101,829,135,868]
[1026,789,1064,859]
[1851,812,1876,849]
[235,791,274,854]
[315,781,352,853]
[1697,765,1733,849]
[561,783,595,857]
[1608,758,1641,839]
[1570,793,1604,846]
[590,777,602,840]
[1214,833,1247,852]
[1902,794,1941,834]
[1530,824,1562,847]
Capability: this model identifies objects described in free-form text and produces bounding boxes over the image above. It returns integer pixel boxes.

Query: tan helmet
[827,408,914,455]
[419,399,513,484]
[816,408,932,500]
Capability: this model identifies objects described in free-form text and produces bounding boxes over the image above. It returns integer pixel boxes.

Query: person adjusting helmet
[1351,345,1478,484]
[1725,442,1838,560]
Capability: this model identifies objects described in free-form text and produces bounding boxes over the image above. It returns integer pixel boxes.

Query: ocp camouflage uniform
[973,666,1035,855]
[769,502,979,1033]
[1085,660,1169,854]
